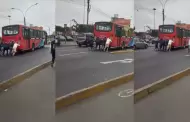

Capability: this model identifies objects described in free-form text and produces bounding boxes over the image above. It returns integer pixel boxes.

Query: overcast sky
[135,0,190,32]
[56,0,134,27]
[0,0,55,36]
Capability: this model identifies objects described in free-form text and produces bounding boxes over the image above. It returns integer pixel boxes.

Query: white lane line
[57,49,77,52]
[59,52,88,56]
[100,59,134,64]
[185,55,190,56]
[118,89,134,98]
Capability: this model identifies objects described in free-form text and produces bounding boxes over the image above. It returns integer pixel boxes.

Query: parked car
[56,35,66,46]
[134,37,149,49]
[76,33,94,47]
[65,36,74,41]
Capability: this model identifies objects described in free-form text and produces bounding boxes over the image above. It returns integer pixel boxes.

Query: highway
[135,75,190,122]
[135,46,190,89]
[0,47,51,82]
[56,46,134,97]
[56,81,133,122]
[0,67,55,122]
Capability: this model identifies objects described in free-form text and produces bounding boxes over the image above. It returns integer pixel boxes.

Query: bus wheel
[32,44,35,51]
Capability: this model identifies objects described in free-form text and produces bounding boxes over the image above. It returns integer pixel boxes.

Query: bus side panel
[110,37,117,47]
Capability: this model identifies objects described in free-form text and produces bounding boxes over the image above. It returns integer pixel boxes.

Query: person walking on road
[50,36,56,67]
[167,38,174,52]
[104,36,112,52]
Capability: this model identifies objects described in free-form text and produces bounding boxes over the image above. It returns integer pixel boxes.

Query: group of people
[89,36,112,52]
[0,41,20,56]
[155,38,174,52]
[49,35,113,68]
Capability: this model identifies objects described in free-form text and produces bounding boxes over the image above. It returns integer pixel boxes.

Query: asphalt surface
[135,75,190,122]
[0,67,55,122]
[135,46,190,89]
[0,47,51,82]
[56,81,133,122]
[56,46,134,97]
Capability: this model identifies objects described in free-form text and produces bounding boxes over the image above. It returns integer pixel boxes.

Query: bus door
[23,28,30,49]
[177,28,183,47]
[115,26,122,47]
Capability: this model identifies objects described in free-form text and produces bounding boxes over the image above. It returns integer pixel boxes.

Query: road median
[134,68,190,103]
[0,61,51,93]
[56,72,134,110]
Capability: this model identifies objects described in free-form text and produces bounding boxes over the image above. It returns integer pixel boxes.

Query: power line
[59,0,112,18]
[136,8,176,23]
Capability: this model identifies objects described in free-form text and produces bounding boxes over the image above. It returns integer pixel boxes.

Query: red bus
[158,24,190,48]
[94,21,133,48]
[2,24,47,51]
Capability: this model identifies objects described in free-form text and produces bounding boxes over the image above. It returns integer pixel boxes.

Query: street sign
[100,59,133,64]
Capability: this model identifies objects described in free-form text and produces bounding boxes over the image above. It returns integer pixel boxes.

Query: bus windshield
[95,22,112,32]
[2,25,19,36]
[159,25,174,33]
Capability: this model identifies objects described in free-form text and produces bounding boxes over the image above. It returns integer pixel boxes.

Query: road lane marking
[185,55,190,56]
[59,52,88,56]
[57,49,77,52]
[100,59,133,64]
[118,89,134,98]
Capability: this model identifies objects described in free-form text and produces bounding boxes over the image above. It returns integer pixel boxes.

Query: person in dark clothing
[50,38,56,67]
[2,43,9,56]
[159,38,163,51]
[155,40,159,51]
[95,37,101,50]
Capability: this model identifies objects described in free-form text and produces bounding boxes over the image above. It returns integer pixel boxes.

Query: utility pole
[153,8,156,29]
[8,15,11,25]
[87,0,91,25]
[162,9,165,25]
[83,0,85,24]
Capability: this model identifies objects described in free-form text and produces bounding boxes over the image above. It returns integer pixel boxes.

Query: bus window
[176,27,182,38]
[22,28,30,39]
[2,25,19,36]
[30,29,34,38]
[159,25,174,33]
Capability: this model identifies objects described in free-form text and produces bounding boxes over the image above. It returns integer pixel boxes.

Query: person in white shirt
[104,36,112,52]
[188,38,190,53]
[167,38,173,51]
[12,42,20,56]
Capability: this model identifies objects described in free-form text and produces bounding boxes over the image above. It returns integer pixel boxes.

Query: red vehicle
[94,21,133,48]
[158,24,190,48]
[2,24,47,51]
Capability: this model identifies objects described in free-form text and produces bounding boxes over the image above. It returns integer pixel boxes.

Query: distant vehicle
[65,36,73,41]
[94,21,134,49]
[2,24,47,52]
[158,24,190,48]
[134,37,148,49]
[76,33,94,47]
[56,35,66,46]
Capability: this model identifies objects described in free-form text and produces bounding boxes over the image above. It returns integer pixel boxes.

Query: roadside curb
[110,49,134,54]
[56,72,134,110]
[0,61,51,93]
[134,68,190,103]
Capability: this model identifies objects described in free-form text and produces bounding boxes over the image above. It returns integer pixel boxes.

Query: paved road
[56,46,134,97]
[0,47,51,82]
[135,75,190,122]
[56,81,133,122]
[135,47,190,89]
[0,67,55,122]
